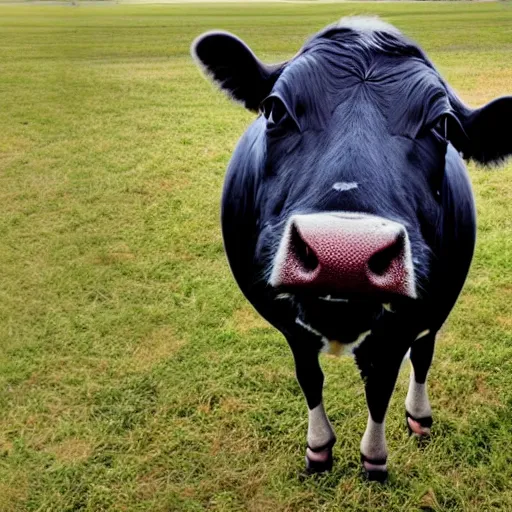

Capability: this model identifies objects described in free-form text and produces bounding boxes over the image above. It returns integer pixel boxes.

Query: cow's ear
[450,96,512,165]
[191,31,285,112]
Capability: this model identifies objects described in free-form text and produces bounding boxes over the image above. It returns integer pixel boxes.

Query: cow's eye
[260,95,300,133]
[432,115,448,140]
[262,97,286,125]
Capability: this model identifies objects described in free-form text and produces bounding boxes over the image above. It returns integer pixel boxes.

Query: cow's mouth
[280,293,384,345]
[318,294,350,303]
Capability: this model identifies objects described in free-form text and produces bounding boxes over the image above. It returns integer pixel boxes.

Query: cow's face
[254,28,452,302]
[193,17,511,335]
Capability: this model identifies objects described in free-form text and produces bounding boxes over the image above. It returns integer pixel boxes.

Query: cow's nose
[270,213,416,298]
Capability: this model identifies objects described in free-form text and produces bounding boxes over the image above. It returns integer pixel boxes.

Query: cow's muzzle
[269,213,417,299]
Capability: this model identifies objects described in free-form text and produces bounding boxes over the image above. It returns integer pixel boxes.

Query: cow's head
[192,17,511,328]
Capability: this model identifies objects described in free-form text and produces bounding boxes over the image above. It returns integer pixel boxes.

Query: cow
[191,17,512,481]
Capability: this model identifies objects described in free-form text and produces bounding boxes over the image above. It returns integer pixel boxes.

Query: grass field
[0,2,511,511]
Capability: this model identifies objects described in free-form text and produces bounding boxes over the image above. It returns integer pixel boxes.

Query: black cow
[191,17,511,481]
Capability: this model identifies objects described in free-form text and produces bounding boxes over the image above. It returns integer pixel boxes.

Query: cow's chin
[287,293,385,345]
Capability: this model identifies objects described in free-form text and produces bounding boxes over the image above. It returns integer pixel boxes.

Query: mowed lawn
[0,2,511,511]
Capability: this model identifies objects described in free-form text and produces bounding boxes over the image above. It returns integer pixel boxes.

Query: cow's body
[223,118,476,343]
[192,17,511,480]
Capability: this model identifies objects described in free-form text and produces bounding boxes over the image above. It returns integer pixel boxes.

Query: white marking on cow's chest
[295,316,370,358]
[332,182,358,192]
[324,330,371,357]
[415,329,430,341]
[295,317,329,346]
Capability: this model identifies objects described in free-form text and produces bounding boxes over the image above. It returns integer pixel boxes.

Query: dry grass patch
[46,437,94,464]
[228,304,271,334]
[131,325,186,371]
[0,478,28,512]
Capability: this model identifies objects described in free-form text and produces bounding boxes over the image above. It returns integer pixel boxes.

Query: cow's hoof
[406,411,432,438]
[361,453,388,483]
[304,453,333,475]
[304,444,333,475]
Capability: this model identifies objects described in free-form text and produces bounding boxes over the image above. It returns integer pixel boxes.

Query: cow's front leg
[288,336,336,474]
[356,337,409,482]
[406,330,436,436]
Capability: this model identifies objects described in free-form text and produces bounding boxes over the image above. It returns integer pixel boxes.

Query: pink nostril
[270,213,416,299]
[290,224,319,274]
[367,234,405,277]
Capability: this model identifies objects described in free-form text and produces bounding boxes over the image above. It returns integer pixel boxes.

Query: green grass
[0,2,511,510]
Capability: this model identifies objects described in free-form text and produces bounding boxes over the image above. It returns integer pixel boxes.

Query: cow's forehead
[276,17,431,98]
[297,15,425,63]
[270,17,449,138]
